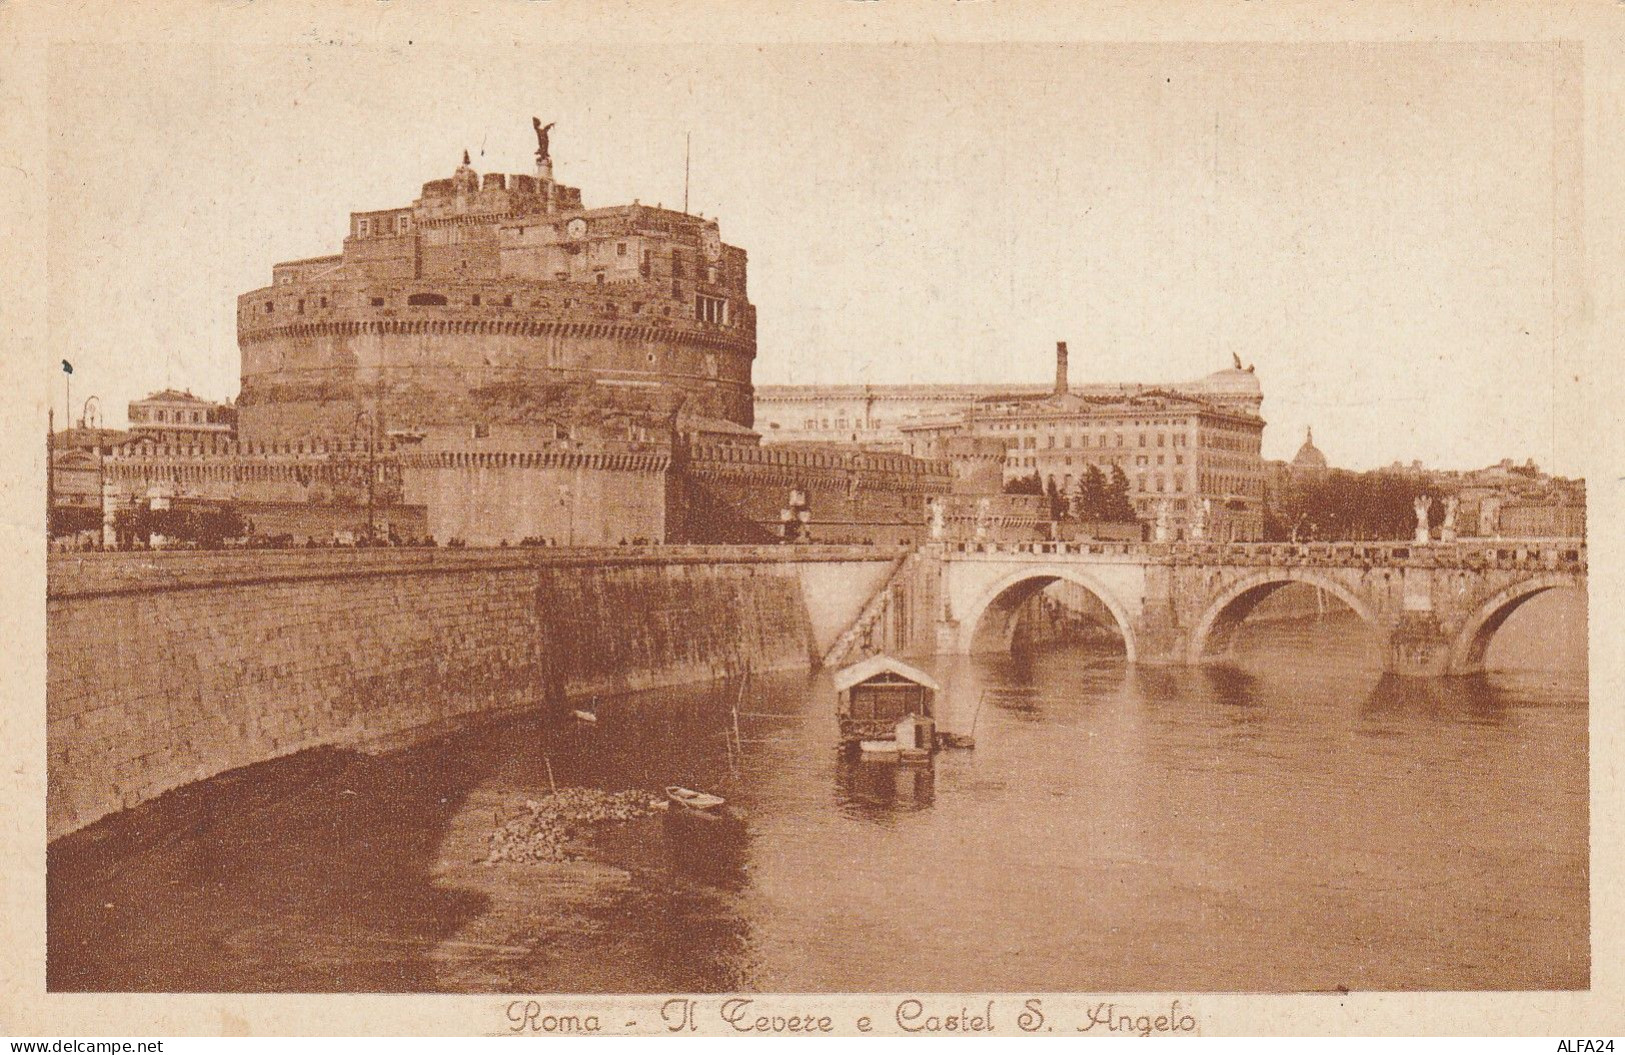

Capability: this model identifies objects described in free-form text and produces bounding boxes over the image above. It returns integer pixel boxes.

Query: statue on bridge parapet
[1190,497,1210,542]
[1440,496,1459,543]
[1413,495,1433,544]
[1154,499,1172,543]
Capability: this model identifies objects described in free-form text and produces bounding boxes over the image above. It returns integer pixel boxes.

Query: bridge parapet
[48,542,910,600]
[937,538,1585,573]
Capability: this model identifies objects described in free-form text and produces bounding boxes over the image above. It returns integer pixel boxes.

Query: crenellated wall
[676,443,952,545]
[46,546,901,841]
[93,434,960,547]
[400,447,673,545]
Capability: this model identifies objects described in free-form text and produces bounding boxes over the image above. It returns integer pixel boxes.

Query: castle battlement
[687,443,949,478]
[107,438,413,463]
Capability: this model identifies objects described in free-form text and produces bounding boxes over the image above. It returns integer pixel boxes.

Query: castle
[237,136,756,445]
[96,127,954,547]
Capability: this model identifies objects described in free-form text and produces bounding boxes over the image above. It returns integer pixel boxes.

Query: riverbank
[47,547,899,840]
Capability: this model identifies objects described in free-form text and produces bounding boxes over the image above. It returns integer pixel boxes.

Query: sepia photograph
[5,0,1623,1040]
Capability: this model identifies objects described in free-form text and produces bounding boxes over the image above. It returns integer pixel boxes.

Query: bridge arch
[1447,572,1582,675]
[956,564,1138,660]
[1187,568,1381,664]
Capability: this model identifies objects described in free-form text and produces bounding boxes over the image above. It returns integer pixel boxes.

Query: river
[47,587,1587,993]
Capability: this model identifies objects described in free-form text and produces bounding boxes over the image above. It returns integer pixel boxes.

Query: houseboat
[833,655,941,757]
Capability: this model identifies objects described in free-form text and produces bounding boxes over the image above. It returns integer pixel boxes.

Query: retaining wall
[46,546,899,840]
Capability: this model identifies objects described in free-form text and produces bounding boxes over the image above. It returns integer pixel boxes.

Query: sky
[44,40,1585,473]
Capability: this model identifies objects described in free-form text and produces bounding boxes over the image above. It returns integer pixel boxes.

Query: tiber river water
[48,585,1587,993]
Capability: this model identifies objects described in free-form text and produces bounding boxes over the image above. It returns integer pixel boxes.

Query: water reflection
[47,745,495,992]
[834,757,936,819]
[658,810,751,891]
[1193,661,1255,698]
[1359,673,1511,726]
[1129,664,1188,701]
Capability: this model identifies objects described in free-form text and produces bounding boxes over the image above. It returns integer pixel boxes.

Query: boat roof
[832,654,942,694]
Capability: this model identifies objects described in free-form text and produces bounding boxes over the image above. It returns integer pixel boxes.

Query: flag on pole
[61,360,73,375]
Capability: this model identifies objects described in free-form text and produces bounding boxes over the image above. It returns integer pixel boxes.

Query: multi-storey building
[48,427,130,539]
[126,390,237,444]
[1426,459,1586,540]
[900,345,1268,541]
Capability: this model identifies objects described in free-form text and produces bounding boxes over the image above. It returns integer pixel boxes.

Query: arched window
[407,293,448,306]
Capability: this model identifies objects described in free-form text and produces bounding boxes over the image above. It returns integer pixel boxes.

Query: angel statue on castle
[532,118,555,161]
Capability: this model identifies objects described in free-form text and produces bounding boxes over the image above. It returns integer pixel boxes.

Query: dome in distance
[1292,426,1328,470]
[1202,365,1263,395]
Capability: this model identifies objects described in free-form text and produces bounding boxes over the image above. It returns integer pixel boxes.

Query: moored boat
[665,785,727,813]
[833,655,943,756]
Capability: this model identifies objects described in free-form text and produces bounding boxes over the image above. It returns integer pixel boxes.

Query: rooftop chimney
[1054,341,1069,395]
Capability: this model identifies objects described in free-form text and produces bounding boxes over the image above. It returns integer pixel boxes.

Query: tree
[1262,468,1445,542]
[1044,475,1064,519]
[1105,464,1136,522]
[1076,465,1108,521]
[48,505,102,539]
[112,502,249,549]
[1002,471,1043,496]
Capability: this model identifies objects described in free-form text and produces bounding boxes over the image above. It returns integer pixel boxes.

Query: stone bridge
[831,538,1587,677]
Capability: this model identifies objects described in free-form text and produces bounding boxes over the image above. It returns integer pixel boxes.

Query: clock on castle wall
[566,217,588,240]
[702,226,722,261]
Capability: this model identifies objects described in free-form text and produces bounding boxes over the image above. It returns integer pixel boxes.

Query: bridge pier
[1130,604,1190,667]
[1384,611,1457,678]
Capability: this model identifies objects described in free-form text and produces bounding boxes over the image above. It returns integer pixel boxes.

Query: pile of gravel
[485,788,652,864]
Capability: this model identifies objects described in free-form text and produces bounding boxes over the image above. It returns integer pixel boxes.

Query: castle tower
[236,124,757,444]
[452,150,479,198]
[943,435,1009,495]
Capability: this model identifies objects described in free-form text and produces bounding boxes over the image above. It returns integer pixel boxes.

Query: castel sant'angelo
[105,122,953,545]
[238,121,756,443]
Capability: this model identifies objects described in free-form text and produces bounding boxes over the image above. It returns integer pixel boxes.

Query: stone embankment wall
[47,546,900,840]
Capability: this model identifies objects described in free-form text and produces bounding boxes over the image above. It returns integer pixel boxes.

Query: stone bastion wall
[46,545,903,840]
[235,280,758,442]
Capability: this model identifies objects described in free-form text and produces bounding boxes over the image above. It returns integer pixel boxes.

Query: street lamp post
[46,408,54,541]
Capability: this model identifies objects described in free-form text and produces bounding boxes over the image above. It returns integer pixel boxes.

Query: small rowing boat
[665,785,727,813]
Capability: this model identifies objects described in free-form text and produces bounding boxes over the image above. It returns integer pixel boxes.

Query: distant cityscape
[46,128,1584,551]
